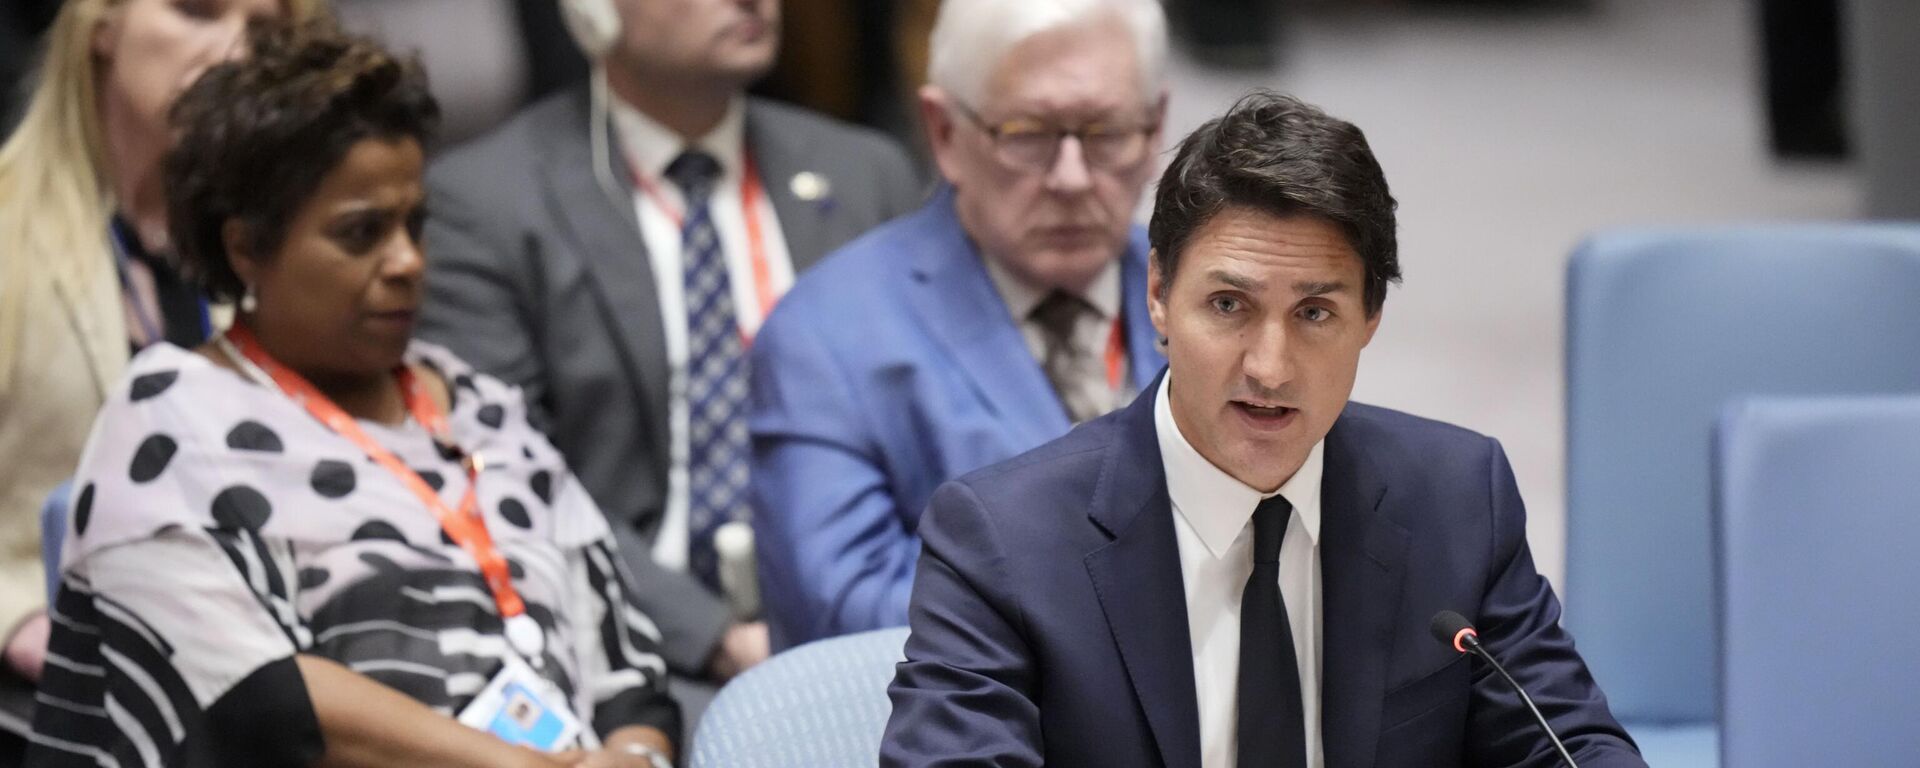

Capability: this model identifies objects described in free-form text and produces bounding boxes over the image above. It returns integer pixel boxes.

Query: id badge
[457,654,583,752]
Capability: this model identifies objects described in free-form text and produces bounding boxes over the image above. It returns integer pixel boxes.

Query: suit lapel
[904,191,1073,440]
[745,100,833,271]
[1318,413,1410,768]
[539,103,673,463]
[1082,387,1202,768]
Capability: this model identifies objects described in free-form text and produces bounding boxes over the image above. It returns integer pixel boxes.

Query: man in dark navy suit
[882,91,1646,768]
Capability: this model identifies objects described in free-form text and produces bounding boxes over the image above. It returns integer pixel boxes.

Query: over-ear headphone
[559,0,622,59]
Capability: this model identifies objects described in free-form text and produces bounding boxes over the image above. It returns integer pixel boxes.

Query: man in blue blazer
[881,92,1645,767]
[748,0,1171,649]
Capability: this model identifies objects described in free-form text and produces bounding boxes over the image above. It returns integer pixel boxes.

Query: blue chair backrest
[1714,396,1920,767]
[689,626,908,768]
[40,481,70,603]
[1564,225,1920,724]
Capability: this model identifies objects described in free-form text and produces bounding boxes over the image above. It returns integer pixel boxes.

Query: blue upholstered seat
[689,626,908,768]
[1564,224,1920,766]
[1713,396,1920,768]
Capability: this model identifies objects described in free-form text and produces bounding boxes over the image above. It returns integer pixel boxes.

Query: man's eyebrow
[1295,280,1350,297]
[1205,269,1262,292]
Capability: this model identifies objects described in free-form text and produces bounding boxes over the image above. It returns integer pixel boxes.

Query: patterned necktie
[1239,495,1308,768]
[1031,290,1105,423]
[667,150,747,589]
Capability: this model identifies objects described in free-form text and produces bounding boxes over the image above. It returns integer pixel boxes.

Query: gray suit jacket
[418,86,924,672]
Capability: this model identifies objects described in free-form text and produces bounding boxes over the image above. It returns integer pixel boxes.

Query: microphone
[1430,611,1580,768]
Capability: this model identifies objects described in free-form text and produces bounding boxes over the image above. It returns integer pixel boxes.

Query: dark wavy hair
[1148,90,1399,316]
[164,19,440,302]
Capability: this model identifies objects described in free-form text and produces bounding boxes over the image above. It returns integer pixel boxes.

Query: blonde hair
[0,0,325,382]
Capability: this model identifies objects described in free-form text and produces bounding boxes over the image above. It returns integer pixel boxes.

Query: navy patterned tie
[1240,495,1307,767]
[667,150,747,590]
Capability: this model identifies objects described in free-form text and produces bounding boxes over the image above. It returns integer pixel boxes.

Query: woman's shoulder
[408,340,535,439]
[100,342,247,420]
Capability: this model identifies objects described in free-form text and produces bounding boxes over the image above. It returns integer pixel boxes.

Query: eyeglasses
[949,99,1158,171]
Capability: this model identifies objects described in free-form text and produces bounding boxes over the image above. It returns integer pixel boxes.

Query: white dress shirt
[1154,373,1326,768]
[610,97,795,570]
[983,256,1128,411]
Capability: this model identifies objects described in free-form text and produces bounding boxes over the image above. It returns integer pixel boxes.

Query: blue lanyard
[107,223,212,346]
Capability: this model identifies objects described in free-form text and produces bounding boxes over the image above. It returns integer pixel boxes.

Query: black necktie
[1239,495,1307,768]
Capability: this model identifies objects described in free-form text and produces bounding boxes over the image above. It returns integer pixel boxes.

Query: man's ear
[919,85,965,186]
[1146,249,1169,342]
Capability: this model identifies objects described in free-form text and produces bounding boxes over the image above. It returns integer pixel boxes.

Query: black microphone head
[1430,610,1474,650]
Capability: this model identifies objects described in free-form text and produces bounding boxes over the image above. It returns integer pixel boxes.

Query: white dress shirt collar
[609,95,749,186]
[982,254,1124,323]
[1154,372,1324,559]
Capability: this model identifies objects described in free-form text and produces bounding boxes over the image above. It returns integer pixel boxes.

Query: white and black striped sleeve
[71,527,319,766]
[570,537,680,751]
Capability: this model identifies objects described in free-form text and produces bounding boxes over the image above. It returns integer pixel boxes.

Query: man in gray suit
[417,0,922,715]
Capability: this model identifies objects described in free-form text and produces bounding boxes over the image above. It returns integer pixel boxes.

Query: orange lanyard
[1105,317,1126,392]
[631,151,780,333]
[223,325,543,659]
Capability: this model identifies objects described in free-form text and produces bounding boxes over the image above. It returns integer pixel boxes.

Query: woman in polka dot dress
[29,21,677,768]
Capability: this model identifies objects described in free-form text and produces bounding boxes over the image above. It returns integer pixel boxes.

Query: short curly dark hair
[165,19,439,302]
[1148,90,1399,316]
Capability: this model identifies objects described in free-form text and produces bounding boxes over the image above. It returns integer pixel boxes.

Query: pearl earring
[240,284,257,313]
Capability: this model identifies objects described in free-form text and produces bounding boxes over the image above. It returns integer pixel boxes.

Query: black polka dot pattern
[416,470,445,492]
[506,558,526,580]
[476,404,505,429]
[310,460,357,499]
[128,434,178,483]
[454,374,476,392]
[226,421,284,453]
[351,521,409,543]
[521,445,535,460]
[498,498,532,529]
[530,471,553,505]
[210,485,273,531]
[73,484,96,537]
[129,371,179,402]
[298,567,330,589]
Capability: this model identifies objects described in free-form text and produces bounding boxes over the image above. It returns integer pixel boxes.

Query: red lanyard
[631,151,780,332]
[1105,318,1126,392]
[223,326,533,632]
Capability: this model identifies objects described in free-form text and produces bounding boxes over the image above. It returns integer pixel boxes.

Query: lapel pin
[789,171,831,203]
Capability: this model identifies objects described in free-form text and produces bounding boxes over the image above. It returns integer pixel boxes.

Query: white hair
[927,0,1169,107]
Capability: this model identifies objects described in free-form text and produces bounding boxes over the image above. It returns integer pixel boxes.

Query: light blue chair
[1564,224,1920,764]
[40,481,70,603]
[1714,396,1920,767]
[689,626,907,768]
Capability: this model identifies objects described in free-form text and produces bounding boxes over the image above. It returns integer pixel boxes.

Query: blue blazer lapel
[1082,385,1202,768]
[1318,412,1411,768]
[1119,231,1168,392]
[904,189,1073,440]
